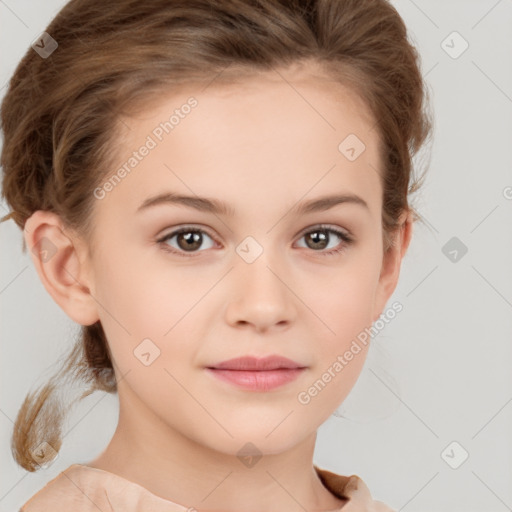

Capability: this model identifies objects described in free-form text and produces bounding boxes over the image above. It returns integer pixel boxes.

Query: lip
[205,355,307,391]
[208,355,305,371]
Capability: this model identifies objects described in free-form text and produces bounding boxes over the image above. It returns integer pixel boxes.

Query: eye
[156,224,354,258]
[157,226,216,257]
[295,225,354,257]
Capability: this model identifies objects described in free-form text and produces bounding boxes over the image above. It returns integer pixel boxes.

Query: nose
[224,249,297,333]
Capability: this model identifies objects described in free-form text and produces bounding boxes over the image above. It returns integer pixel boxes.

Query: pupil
[179,231,201,251]
[308,230,328,249]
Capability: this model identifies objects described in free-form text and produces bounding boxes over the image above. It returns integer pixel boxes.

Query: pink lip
[205,355,307,391]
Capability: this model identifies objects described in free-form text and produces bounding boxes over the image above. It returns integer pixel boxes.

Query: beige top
[20,463,395,511]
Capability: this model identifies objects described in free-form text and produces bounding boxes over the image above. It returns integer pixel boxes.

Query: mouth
[205,355,307,391]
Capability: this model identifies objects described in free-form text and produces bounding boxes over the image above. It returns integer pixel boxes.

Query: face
[74,63,404,456]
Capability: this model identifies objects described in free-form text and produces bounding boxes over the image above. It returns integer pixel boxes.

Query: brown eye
[296,225,353,257]
[158,227,215,256]
[175,230,202,251]
[304,229,330,250]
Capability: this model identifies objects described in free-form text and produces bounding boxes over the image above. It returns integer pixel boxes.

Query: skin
[24,60,412,511]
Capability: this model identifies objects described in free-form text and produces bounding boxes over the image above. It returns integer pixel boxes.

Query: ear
[23,210,100,326]
[371,209,413,322]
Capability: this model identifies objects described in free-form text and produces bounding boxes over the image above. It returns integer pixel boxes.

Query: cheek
[92,249,210,374]
[307,259,380,344]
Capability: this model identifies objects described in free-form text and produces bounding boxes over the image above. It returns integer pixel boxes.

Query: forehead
[103,65,382,221]
[118,59,379,149]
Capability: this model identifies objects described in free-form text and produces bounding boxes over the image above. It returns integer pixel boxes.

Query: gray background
[1,1,511,511]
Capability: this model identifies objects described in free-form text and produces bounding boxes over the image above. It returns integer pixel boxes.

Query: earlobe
[23,210,100,326]
[398,210,413,259]
[371,210,413,323]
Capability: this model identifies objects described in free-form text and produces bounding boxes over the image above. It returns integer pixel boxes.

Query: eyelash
[156,224,354,258]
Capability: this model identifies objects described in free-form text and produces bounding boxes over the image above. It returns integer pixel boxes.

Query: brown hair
[1,0,432,471]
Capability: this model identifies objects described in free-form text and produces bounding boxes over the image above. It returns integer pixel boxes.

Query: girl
[1,0,432,510]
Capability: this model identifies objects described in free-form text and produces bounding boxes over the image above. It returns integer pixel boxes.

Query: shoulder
[341,474,395,512]
[19,465,114,512]
[314,465,395,512]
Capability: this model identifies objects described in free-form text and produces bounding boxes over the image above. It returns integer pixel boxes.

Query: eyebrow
[136,191,369,216]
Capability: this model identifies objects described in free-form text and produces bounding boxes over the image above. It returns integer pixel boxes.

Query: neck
[87,386,345,512]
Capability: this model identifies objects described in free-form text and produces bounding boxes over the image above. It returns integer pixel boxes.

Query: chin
[200,424,314,458]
